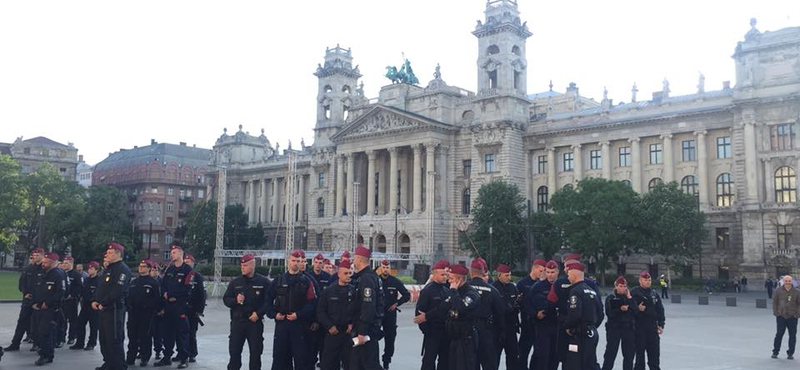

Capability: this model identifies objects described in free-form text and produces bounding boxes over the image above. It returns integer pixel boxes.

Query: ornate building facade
[210,1,799,281]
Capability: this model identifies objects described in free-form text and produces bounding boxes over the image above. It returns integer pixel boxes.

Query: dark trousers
[64,298,79,340]
[533,322,558,370]
[773,316,798,356]
[557,324,569,367]
[422,329,450,370]
[271,320,308,370]
[10,303,33,346]
[188,314,200,358]
[448,335,478,370]
[564,328,598,370]
[602,325,635,370]
[304,323,324,369]
[228,320,264,370]
[634,326,660,370]
[496,321,519,370]
[350,337,383,370]
[74,303,98,347]
[382,310,398,365]
[162,311,191,361]
[476,322,498,370]
[33,309,57,359]
[660,287,668,299]
[56,305,67,343]
[517,319,535,370]
[152,314,164,354]
[99,307,126,370]
[126,310,154,362]
[320,331,351,370]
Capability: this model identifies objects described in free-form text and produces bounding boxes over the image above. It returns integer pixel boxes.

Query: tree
[528,211,563,260]
[19,163,81,248]
[184,200,218,261]
[639,182,706,283]
[551,178,643,285]
[0,154,27,253]
[224,204,249,249]
[463,180,526,269]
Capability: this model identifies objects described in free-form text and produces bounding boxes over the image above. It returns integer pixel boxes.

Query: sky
[1,0,797,165]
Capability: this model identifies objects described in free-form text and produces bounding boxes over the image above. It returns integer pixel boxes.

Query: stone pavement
[0,290,791,369]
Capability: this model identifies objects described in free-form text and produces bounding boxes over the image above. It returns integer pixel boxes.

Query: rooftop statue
[385,57,420,85]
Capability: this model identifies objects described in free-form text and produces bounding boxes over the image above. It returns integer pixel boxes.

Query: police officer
[349,245,384,370]
[528,260,559,370]
[631,271,665,370]
[468,258,504,370]
[184,253,206,364]
[304,253,328,370]
[602,276,636,370]
[70,261,100,351]
[379,259,410,370]
[323,259,335,276]
[223,254,271,370]
[53,259,70,349]
[444,263,481,370]
[92,243,131,370]
[317,260,357,370]
[493,264,520,370]
[516,259,546,370]
[61,256,83,346]
[414,260,451,370]
[5,247,45,352]
[563,263,600,370]
[265,249,316,370]
[155,245,195,369]
[126,259,162,367]
[150,263,165,360]
[32,252,65,366]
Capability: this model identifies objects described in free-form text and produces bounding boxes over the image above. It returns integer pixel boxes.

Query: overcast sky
[1,0,796,165]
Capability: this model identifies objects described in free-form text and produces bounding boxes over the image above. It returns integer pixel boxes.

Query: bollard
[698,296,709,305]
[726,297,736,307]
[756,299,767,309]
[671,294,681,304]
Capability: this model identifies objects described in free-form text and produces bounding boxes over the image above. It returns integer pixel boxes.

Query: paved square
[0,291,790,369]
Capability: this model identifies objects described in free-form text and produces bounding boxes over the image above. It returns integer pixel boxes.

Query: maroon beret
[44,252,59,261]
[338,260,352,269]
[449,264,469,276]
[545,260,559,269]
[184,253,195,261]
[640,271,651,279]
[241,254,255,264]
[290,249,305,258]
[432,260,450,271]
[314,253,324,261]
[341,251,351,259]
[569,262,585,272]
[563,253,582,262]
[170,245,183,251]
[31,247,45,254]
[496,264,511,273]
[63,256,74,262]
[533,259,547,268]
[381,259,390,266]
[470,258,486,272]
[322,258,331,265]
[354,245,371,258]
[107,242,125,252]
[615,276,628,286]
[139,259,149,266]
[87,261,100,269]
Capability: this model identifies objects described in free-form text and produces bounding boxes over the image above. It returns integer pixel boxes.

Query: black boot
[4,345,20,351]
[153,358,172,367]
[35,357,53,366]
[177,359,189,369]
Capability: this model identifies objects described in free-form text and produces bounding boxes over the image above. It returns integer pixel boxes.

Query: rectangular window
[716,228,730,249]
[318,172,325,188]
[619,147,631,167]
[164,251,170,261]
[168,187,174,196]
[23,147,30,154]
[151,186,158,193]
[484,154,495,173]
[771,124,796,151]
[563,152,574,172]
[717,137,731,158]
[166,217,173,227]
[590,150,601,170]
[316,233,324,249]
[778,225,793,249]
[179,189,186,198]
[165,234,173,244]
[59,167,66,173]
[649,143,663,164]
[463,160,472,177]
[198,189,204,199]
[167,202,174,211]
[537,155,547,174]
[682,140,696,162]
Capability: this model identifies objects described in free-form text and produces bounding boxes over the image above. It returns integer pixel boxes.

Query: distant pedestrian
[766,277,775,299]
[705,277,714,295]
[734,279,741,293]
[741,276,748,293]
[658,275,668,299]
[772,275,799,359]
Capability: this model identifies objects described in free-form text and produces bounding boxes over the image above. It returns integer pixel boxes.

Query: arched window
[342,85,351,94]
[775,166,797,203]
[462,188,471,215]
[462,110,475,122]
[716,173,734,206]
[621,179,632,187]
[317,198,325,218]
[486,45,500,55]
[537,186,548,211]
[681,175,699,197]
[648,178,663,192]
[324,85,333,93]
[511,45,521,56]
[562,183,573,191]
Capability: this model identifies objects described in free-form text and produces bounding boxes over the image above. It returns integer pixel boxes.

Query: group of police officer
[5,243,207,370]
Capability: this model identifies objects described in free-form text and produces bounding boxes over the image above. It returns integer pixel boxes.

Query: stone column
[413,144,423,212]
[572,144,583,182]
[377,153,387,215]
[346,153,355,214]
[298,175,306,221]
[661,134,674,183]
[389,147,399,215]
[261,179,268,223]
[743,121,759,202]
[630,138,642,193]
[425,142,437,211]
[601,141,612,179]
[367,150,377,216]
[273,178,281,223]
[547,148,557,196]
[336,155,345,216]
[248,180,256,224]
[694,131,709,208]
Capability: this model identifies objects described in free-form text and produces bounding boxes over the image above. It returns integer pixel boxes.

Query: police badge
[364,288,372,298]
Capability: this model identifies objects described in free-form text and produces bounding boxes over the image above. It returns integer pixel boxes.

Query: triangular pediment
[330,105,455,143]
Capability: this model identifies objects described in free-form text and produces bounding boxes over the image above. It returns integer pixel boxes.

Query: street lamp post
[489,226,493,273]
[148,221,153,259]
[37,202,46,249]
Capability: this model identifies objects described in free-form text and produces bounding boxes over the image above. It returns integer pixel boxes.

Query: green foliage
[184,200,218,261]
[0,155,27,252]
[224,204,250,249]
[464,180,526,267]
[20,163,79,247]
[527,211,562,260]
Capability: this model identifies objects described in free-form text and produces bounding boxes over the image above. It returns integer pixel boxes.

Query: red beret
[615,276,628,286]
[87,261,100,269]
[290,249,305,258]
[241,254,255,263]
[184,253,195,261]
[569,262,585,272]
[322,259,331,265]
[31,247,45,254]
[545,260,559,269]
[449,264,469,276]
[354,245,371,258]
[470,258,486,272]
[107,242,125,252]
[341,251,351,259]
[533,259,547,268]
[640,271,651,279]
[170,245,183,251]
[496,264,511,273]
[563,253,581,262]
[139,259,149,266]
[338,260,352,269]
[63,256,74,262]
[381,259,390,266]
[314,253,324,261]
[44,252,60,261]
[432,260,450,271]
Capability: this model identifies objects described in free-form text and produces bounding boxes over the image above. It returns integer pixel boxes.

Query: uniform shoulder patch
[569,295,578,304]
[364,287,372,298]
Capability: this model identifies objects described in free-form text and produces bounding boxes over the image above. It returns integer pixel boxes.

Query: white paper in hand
[352,335,371,347]
[569,344,579,353]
